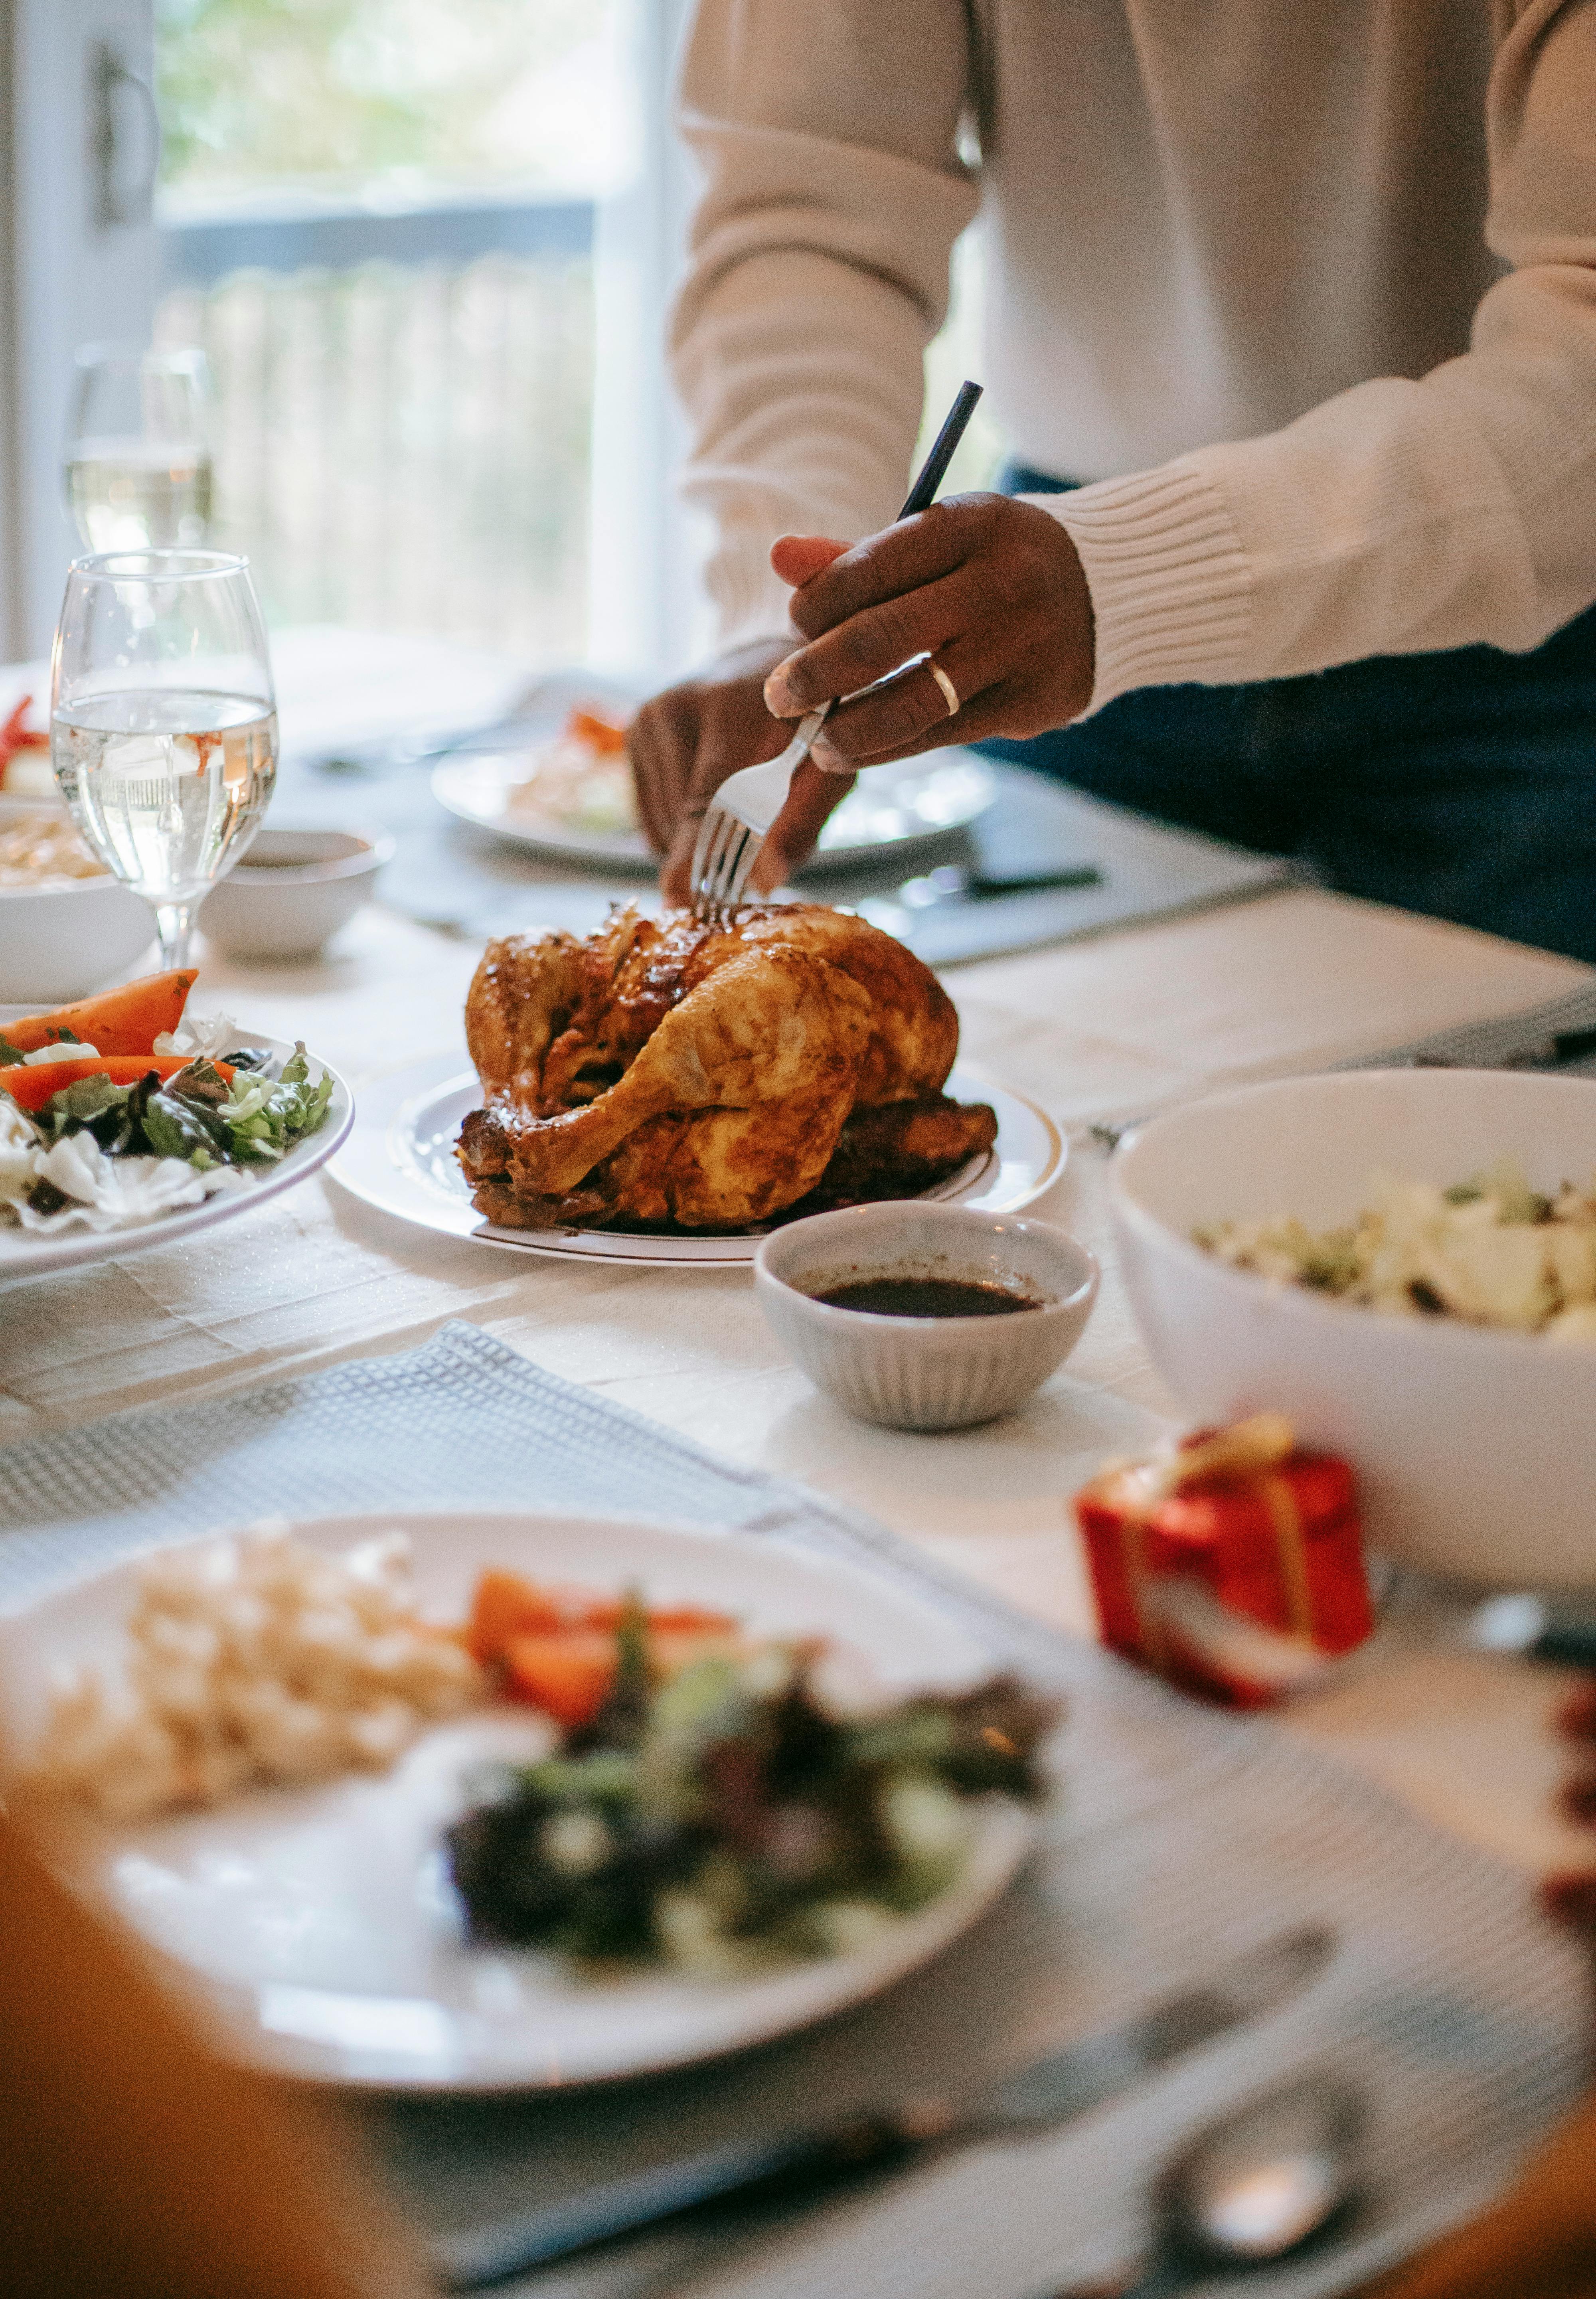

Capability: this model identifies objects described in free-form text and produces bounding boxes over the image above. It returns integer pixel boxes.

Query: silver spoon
[495,2076,1363,2298]
[1058,2078,1364,2297]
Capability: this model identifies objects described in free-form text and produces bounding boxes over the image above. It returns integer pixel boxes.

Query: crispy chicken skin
[460,904,994,1231]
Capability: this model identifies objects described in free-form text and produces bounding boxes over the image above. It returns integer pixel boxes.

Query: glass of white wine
[51,551,277,969]
[64,344,215,551]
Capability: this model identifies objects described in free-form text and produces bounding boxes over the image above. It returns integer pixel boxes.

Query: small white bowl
[755,1203,1099,1431]
[1108,1067,1596,1589]
[200,828,393,962]
[0,799,153,1001]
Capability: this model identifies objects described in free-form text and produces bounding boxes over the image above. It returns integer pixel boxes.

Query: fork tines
[688,807,760,924]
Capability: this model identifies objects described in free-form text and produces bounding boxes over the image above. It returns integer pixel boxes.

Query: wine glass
[63,343,215,551]
[50,551,277,970]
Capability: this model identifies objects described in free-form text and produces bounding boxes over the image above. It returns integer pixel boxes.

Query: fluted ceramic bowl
[198,828,392,961]
[755,1203,1099,1431]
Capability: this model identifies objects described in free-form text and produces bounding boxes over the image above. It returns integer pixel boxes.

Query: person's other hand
[764,494,1094,770]
[631,617,861,908]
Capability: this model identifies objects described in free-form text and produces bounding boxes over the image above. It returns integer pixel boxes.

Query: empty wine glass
[63,343,215,552]
[51,551,277,970]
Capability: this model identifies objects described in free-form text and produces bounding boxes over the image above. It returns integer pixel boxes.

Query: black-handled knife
[432,1922,1335,2291]
[899,863,1104,909]
[1470,1594,1596,1669]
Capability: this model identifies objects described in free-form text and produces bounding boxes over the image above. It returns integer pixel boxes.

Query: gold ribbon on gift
[1256,1469,1316,1639]
[1088,1414,1313,1666]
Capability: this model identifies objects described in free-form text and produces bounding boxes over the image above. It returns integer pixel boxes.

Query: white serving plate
[329,1055,1064,1268]
[0,1509,1040,2091]
[429,677,998,877]
[0,1024,353,1284]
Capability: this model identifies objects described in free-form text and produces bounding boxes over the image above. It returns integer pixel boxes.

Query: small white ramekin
[755,1202,1099,1431]
[199,827,393,961]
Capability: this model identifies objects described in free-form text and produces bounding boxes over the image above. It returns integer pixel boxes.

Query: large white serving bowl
[1107,1068,1596,1589]
[0,800,153,1000]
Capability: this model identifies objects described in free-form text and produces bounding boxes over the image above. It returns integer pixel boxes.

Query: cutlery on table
[687,379,986,923]
[898,862,1104,909]
[1468,1593,1596,1669]
[431,1922,1335,2291]
[1051,2074,1363,2298]
[1087,1014,1596,1154]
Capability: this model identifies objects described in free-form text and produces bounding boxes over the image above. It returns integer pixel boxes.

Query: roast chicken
[458,904,998,1230]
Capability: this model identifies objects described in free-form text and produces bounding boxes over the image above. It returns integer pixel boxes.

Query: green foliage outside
[155,0,626,199]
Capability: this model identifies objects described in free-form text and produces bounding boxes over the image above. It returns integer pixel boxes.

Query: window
[152,0,643,662]
[2,1,987,673]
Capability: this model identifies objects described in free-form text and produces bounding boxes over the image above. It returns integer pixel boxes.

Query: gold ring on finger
[928,660,960,718]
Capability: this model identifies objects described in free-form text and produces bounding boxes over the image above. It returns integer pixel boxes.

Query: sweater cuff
[1031,459,1253,713]
[697,510,804,656]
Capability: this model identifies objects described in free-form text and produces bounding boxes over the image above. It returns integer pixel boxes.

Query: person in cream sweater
[631,1,1596,961]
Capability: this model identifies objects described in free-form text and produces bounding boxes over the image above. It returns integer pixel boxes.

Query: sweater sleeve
[1045,0,1596,711]
[670,0,978,652]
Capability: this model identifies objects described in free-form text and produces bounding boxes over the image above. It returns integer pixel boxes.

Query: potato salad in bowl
[1195,1157,1596,1342]
[1108,1067,1596,1586]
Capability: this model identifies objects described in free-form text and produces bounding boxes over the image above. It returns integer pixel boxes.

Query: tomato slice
[1,968,198,1057]
[465,1568,738,1665]
[467,1571,616,1660]
[502,1632,618,1728]
[0,1055,232,1114]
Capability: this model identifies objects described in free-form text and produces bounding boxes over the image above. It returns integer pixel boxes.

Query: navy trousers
[982,465,1596,962]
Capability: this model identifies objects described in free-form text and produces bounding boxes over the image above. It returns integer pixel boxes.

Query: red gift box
[1073,1415,1375,1708]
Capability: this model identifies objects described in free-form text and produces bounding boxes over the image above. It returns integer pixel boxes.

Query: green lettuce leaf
[213,1043,334,1164]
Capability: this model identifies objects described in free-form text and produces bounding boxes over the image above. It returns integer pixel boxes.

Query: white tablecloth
[3,627,1593,1886]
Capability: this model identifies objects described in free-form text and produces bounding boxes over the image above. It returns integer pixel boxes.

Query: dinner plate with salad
[0,968,352,1281]
[0,1509,1057,2089]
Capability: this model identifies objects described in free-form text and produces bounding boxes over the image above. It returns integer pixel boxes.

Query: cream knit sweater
[670,0,1596,712]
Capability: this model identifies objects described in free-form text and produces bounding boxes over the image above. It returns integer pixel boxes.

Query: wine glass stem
[153,901,197,970]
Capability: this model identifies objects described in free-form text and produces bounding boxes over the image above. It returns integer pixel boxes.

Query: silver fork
[687,379,984,922]
[686,703,835,922]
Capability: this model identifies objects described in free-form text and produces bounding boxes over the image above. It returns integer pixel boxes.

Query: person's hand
[631,630,861,907]
[635,497,1094,901]
[764,494,1095,770]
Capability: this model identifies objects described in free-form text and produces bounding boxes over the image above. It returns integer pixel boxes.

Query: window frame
[0,0,702,677]
[2,0,163,661]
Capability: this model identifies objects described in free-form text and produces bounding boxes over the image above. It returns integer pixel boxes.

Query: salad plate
[329,1055,1065,1268]
[428,671,998,876]
[1,1509,1042,2091]
[0,1018,353,1283]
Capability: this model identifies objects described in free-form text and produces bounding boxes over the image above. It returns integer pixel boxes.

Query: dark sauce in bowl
[812,1276,1046,1319]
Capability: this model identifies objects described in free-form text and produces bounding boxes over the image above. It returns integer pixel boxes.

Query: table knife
[898,864,1104,909]
[1088,1005,1596,1154]
[433,1922,1334,2291]
[1468,1594,1596,1669]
